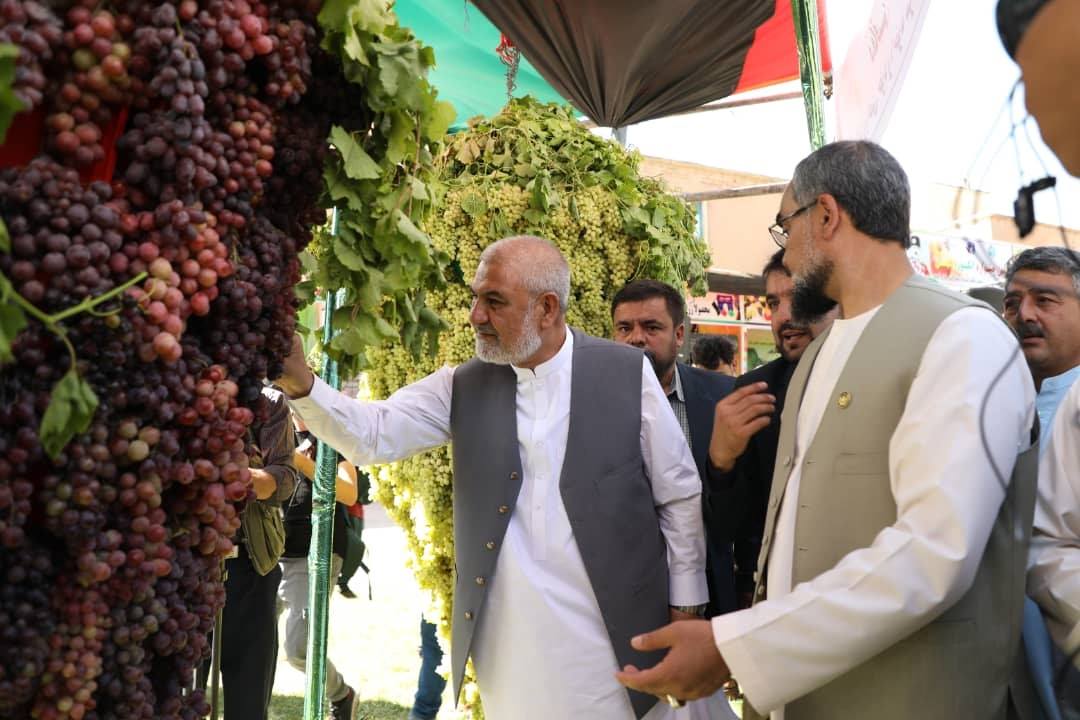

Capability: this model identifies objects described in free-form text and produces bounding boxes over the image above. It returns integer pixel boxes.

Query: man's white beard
[475,322,543,366]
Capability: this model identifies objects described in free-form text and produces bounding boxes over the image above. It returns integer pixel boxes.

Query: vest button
[498,505,509,514]
[782,455,791,467]
[485,541,496,550]
[509,471,519,480]
[475,576,486,586]
[464,611,474,620]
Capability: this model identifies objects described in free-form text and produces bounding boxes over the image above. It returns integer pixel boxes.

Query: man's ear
[539,292,561,328]
[818,193,842,239]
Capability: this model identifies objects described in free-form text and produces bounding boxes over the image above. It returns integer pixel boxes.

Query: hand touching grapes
[275,334,315,399]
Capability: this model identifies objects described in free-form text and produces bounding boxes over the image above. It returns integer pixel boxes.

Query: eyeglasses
[769,201,817,248]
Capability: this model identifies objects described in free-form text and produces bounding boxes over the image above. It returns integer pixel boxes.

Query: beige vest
[745,275,1038,720]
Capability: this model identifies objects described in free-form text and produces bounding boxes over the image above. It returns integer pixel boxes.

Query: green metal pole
[304,209,344,720]
[790,0,827,150]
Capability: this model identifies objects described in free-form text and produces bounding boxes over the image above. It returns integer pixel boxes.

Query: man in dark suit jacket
[707,250,834,607]
[612,280,737,615]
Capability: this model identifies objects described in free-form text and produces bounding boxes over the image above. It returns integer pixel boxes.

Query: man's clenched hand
[274,334,315,399]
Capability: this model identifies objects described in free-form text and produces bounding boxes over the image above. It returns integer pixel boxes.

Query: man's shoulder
[679,362,735,395]
[573,328,643,359]
[735,357,788,389]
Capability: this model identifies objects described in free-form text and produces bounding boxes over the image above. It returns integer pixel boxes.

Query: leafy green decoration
[39,369,99,459]
[306,4,455,378]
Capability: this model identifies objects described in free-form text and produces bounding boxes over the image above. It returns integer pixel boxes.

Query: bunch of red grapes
[0,1,354,717]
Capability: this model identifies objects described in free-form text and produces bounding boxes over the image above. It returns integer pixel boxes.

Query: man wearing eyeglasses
[616,140,1038,720]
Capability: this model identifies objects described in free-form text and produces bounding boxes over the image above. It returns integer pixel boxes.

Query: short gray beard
[475,320,543,366]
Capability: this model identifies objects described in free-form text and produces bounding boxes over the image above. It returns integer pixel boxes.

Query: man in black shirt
[279,418,359,720]
[707,250,835,608]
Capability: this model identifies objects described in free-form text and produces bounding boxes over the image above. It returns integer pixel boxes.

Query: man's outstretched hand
[614,620,731,702]
[275,334,315,399]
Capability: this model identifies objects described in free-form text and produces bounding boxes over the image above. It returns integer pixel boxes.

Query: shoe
[337,583,357,599]
[330,686,358,720]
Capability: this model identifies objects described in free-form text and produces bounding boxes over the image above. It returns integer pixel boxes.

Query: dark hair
[762,248,789,279]
[611,279,686,326]
[997,0,1050,59]
[790,140,911,247]
[1005,246,1080,294]
[692,335,735,371]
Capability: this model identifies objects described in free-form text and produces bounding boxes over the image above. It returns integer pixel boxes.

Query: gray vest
[746,275,1038,720]
[449,329,669,719]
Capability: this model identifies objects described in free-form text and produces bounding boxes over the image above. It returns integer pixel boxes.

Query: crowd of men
[210,0,1080,718]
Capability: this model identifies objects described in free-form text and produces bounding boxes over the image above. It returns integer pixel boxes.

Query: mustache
[778,321,809,336]
[474,324,498,337]
[1017,322,1044,340]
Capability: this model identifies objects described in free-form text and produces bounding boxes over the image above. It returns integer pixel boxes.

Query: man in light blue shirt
[1003,245,1080,720]
[1004,246,1080,452]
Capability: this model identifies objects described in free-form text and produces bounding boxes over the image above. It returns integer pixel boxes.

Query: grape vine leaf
[426,101,456,141]
[39,369,99,459]
[0,274,27,364]
[0,44,23,143]
[329,126,382,180]
[0,217,9,253]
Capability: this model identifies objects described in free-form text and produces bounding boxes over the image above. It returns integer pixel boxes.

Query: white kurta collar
[512,329,573,383]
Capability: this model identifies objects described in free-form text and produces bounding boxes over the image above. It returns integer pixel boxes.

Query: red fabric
[346,502,364,519]
[0,106,128,184]
[0,109,45,169]
[734,0,832,94]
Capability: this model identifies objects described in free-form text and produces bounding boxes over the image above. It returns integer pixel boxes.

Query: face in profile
[469,258,543,366]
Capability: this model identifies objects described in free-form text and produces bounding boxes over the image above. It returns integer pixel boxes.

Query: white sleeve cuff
[288,375,335,416]
[711,611,777,713]
[669,571,709,607]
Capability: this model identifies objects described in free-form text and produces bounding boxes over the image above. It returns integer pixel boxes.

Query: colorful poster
[908,234,1023,287]
[688,292,740,322]
[740,294,771,325]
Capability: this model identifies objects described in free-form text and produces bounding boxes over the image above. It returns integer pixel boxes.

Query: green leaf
[333,234,368,272]
[374,317,398,340]
[0,44,24,143]
[385,111,412,165]
[460,193,487,217]
[0,217,9,255]
[425,100,456,141]
[329,126,381,180]
[357,269,383,310]
[39,369,99,459]
[324,164,366,211]
[332,326,368,355]
[409,177,430,202]
[0,304,26,363]
[395,210,430,247]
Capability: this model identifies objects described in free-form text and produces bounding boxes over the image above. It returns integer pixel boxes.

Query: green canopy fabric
[394,1,565,127]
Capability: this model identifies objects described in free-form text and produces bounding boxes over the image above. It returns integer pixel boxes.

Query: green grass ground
[268,504,467,720]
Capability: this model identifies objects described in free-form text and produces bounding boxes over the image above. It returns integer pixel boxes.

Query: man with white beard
[274,235,712,719]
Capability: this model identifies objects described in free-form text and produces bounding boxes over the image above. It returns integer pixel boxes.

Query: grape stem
[3,270,148,367]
